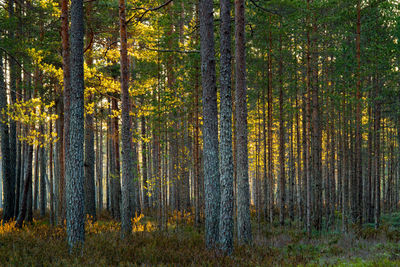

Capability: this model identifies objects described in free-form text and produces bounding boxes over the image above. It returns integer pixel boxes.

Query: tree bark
[235,0,252,243]
[200,0,221,248]
[119,0,135,233]
[66,0,86,249]
[218,0,233,253]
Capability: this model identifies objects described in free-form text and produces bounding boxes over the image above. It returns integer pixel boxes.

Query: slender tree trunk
[15,136,21,216]
[354,0,362,225]
[8,0,17,219]
[311,15,322,232]
[374,77,381,229]
[0,52,13,222]
[111,99,121,220]
[119,0,135,233]
[40,126,47,217]
[59,0,70,227]
[141,112,148,210]
[278,32,285,227]
[235,0,252,243]
[34,145,39,211]
[49,120,55,226]
[219,0,233,253]
[193,33,201,226]
[96,117,103,211]
[267,21,274,224]
[16,144,33,228]
[84,1,96,220]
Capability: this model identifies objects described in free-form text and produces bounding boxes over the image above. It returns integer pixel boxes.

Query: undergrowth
[1,210,400,266]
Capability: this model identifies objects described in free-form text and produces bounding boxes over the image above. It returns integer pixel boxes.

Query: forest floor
[1,210,400,266]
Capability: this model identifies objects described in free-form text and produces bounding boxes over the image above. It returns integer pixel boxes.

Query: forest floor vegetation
[1,210,400,266]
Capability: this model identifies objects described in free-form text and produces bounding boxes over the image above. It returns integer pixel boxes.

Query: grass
[1,210,400,266]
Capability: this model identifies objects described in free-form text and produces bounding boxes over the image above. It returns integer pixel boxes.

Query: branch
[103,41,118,58]
[126,0,173,25]
[248,0,281,16]
[84,29,95,54]
[248,0,296,17]
[142,45,199,54]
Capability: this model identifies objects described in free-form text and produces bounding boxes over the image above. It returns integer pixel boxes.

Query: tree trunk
[111,99,121,220]
[219,0,233,253]
[119,0,135,232]
[16,144,33,228]
[235,0,252,243]
[141,112,148,210]
[8,0,17,220]
[200,0,220,248]
[0,52,13,222]
[84,1,96,220]
[34,145,39,211]
[66,0,86,249]
[40,125,47,217]
[278,32,285,227]
[59,0,70,227]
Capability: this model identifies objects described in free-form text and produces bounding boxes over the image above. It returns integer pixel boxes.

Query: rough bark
[235,0,252,243]
[66,0,86,249]
[119,0,134,236]
[199,0,220,248]
[218,0,233,254]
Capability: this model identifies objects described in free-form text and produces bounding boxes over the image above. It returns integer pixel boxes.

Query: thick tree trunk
[66,0,86,249]
[200,0,220,248]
